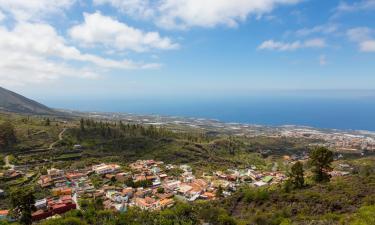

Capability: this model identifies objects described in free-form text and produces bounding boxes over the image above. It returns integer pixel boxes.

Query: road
[4,155,15,170]
[3,128,67,171]
[49,128,67,149]
[73,193,80,210]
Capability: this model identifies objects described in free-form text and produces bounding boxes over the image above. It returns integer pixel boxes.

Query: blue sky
[0,0,375,100]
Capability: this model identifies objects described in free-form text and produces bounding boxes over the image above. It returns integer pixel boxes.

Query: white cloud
[304,38,326,48]
[347,27,375,52]
[334,0,375,15]
[295,24,338,37]
[258,38,326,51]
[0,53,99,86]
[359,40,375,52]
[94,0,302,29]
[347,27,373,42]
[0,0,76,21]
[69,12,178,52]
[0,22,160,86]
[258,40,301,51]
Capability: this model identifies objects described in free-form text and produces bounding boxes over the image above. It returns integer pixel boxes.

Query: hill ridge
[0,86,57,115]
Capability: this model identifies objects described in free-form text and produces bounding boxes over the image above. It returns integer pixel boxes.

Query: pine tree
[80,118,85,131]
[309,147,334,182]
[45,118,50,126]
[288,161,305,189]
[9,187,36,225]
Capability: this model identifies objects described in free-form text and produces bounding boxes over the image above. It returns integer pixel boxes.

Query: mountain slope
[0,86,57,115]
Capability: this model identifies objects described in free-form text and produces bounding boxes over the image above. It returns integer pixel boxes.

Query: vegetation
[9,187,36,225]
[288,161,305,189]
[34,201,236,225]
[1,113,375,224]
[309,147,334,182]
[0,121,16,151]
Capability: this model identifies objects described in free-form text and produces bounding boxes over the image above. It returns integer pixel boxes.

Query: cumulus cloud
[258,38,326,51]
[360,40,375,52]
[69,12,179,52]
[0,22,160,86]
[347,27,375,52]
[347,27,373,42]
[0,54,99,86]
[94,0,302,29]
[295,24,338,37]
[0,0,76,21]
[334,0,375,15]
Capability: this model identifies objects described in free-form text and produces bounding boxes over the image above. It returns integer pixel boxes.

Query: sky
[0,0,375,100]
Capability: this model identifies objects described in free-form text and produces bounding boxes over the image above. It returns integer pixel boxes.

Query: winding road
[3,127,67,170]
[49,128,67,150]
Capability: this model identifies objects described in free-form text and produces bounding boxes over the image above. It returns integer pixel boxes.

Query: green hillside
[1,113,375,225]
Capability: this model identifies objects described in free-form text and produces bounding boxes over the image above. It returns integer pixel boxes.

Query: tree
[309,147,334,182]
[288,161,304,189]
[157,187,165,194]
[9,187,36,225]
[110,176,117,184]
[80,118,85,131]
[45,118,50,126]
[0,121,16,150]
[216,185,224,198]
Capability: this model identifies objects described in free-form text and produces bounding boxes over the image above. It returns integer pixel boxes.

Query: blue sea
[40,91,375,131]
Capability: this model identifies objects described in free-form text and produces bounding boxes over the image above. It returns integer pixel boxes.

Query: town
[0,153,356,224]
[1,159,290,222]
[79,112,375,153]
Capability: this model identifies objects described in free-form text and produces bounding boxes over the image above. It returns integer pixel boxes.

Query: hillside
[1,114,375,224]
[0,86,56,115]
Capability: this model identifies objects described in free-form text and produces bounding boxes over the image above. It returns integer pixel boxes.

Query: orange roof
[135,175,146,181]
[146,175,156,180]
[202,192,215,197]
[122,188,133,194]
[189,182,204,192]
[160,198,174,206]
[135,198,151,207]
[0,210,9,215]
[144,197,156,204]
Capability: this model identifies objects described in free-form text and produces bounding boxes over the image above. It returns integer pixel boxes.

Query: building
[254,181,267,187]
[134,197,160,210]
[262,176,273,183]
[52,188,72,196]
[92,164,120,175]
[32,196,76,222]
[65,172,87,181]
[38,175,53,188]
[35,199,47,210]
[48,168,65,179]
[0,210,9,220]
[159,198,174,209]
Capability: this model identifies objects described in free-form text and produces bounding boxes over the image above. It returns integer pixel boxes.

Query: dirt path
[4,155,15,170]
[49,128,67,149]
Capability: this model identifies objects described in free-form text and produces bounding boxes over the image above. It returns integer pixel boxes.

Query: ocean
[40,92,375,131]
